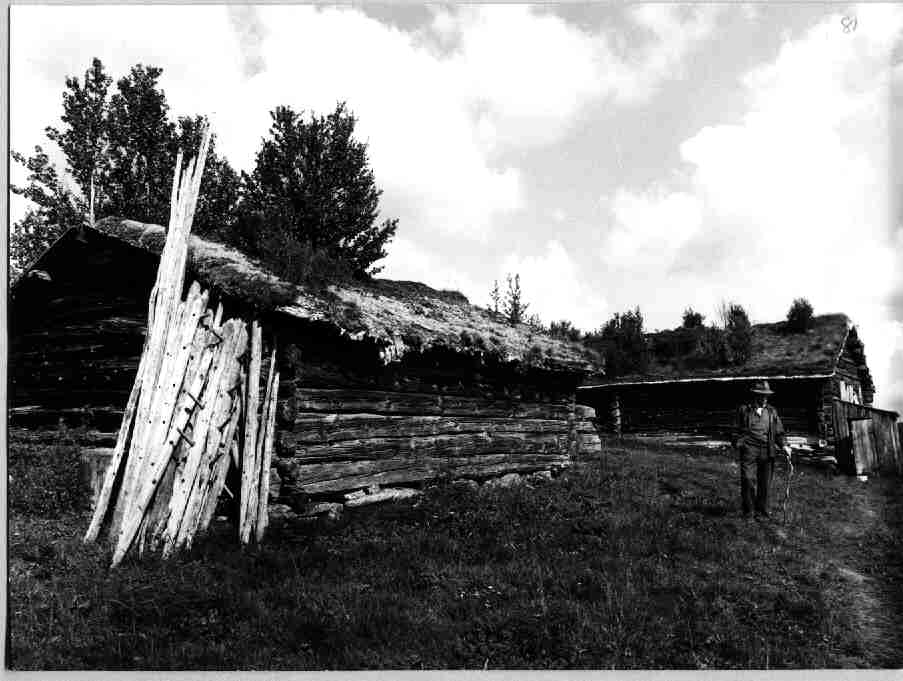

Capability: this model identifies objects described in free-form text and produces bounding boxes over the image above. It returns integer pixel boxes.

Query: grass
[7,434,903,670]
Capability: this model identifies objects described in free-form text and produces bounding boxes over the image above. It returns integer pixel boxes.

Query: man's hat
[750,380,774,395]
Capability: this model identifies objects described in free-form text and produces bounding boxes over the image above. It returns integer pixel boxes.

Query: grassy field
[6,434,903,670]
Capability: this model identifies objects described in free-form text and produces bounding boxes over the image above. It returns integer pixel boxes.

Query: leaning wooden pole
[239,321,263,545]
[255,345,279,543]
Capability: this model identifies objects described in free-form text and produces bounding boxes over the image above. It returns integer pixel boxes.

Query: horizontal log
[344,487,422,508]
[281,452,571,494]
[285,356,579,399]
[279,431,569,463]
[292,387,572,419]
[284,413,569,445]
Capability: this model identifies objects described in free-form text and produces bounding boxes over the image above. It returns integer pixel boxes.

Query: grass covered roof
[88,218,603,375]
[584,313,854,387]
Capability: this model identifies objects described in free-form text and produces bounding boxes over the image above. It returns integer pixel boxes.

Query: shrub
[502,273,529,325]
[585,307,649,376]
[548,320,582,342]
[721,302,752,364]
[786,298,815,333]
[8,427,91,516]
[232,212,354,290]
[682,307,705,329]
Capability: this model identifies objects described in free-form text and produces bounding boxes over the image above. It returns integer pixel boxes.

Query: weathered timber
[832,399,901,474]
[286,360,576,402]
[255,349,279,543]
[344,487,421,508]
[279,431,569,463]
[850,418,875,475]
[239,320,263,545]
[291,387,572,420]
[285,414,569,444]
[281,452,570,494]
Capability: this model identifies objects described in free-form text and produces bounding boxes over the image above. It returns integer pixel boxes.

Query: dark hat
[750,380,774,395]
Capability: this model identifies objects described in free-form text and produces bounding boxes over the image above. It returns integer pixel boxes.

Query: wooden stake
[240,320,262,545]
[255,345,279,543]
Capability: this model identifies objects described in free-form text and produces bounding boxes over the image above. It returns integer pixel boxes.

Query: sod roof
[582,313,853,387]
[84,218,603,375]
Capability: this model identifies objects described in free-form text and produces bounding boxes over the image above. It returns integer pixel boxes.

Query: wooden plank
[114,283,205,530]
[255,346,279,543]
[84,366,143,542]
[196,398,244,541]
[240,320,262,545]
[286,414,569,444]
[280,430,569,463]
[850,418,875,475]
[161,319,246,557]
[172,322,248,553]
[110,286,209,549]
[292,387,572,419]
[283,452,569,494]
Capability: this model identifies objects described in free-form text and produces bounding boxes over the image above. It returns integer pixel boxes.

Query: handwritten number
[841,16,857,33]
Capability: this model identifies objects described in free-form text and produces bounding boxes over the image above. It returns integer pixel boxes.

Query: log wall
[580,378,827,441]
[9,232,159,430]
[271,331,589,496]
[11,232,595,497]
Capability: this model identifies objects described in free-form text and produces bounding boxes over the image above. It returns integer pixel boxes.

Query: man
[732,380,792,518]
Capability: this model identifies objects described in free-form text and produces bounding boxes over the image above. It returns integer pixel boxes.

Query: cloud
[603,187,703,266]
[498,241,607,332]
[227,6,267,78]
[598,4,903,408]
[10,4,725,244]
[621,4,725,102]
[428,5,724,153]
[379,236,482,303]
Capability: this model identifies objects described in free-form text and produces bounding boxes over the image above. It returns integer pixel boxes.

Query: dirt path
[818,475,903,667]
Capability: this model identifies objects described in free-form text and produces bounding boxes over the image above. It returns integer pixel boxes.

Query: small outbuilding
[10,218,605,503]
[577,314,901,475]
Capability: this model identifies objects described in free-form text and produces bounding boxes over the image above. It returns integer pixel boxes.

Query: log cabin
[10,218,605,503]
[577,315,902,474]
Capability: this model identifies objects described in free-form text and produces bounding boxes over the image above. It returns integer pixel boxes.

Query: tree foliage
[682,307,705,329]
[489,280,501,315]
[239,103,397,277]
[9,148,84,278]
[10,58,241,275]
[586,307,649,376]
[721,301,752,364]
[548,319,582,342]
[44,57,111,221]
[12,61,400,284]
[502,273,529,325]
[785,297,815,333]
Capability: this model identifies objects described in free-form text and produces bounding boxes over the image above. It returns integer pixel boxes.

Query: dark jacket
[732,403,786,458]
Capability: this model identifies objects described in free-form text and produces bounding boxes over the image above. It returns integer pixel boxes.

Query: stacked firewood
[84,127,278,567]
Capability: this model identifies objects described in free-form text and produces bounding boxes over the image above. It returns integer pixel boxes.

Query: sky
[9,3,903,412]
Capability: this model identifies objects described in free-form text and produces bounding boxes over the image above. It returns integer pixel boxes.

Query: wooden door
[849,418,876,475]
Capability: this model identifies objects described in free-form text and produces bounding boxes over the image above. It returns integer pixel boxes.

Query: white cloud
[499,240,606,332]
[622,5,725,102]
[379,236,482,303]
[603,187,703,266]
[11,4,724,242]
[598,4,903,409]
[430,5,725,153]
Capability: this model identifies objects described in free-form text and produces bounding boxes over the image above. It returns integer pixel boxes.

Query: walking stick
[781,447,794,524]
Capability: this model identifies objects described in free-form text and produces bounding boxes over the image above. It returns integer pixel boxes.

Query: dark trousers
[738,445,774,516]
